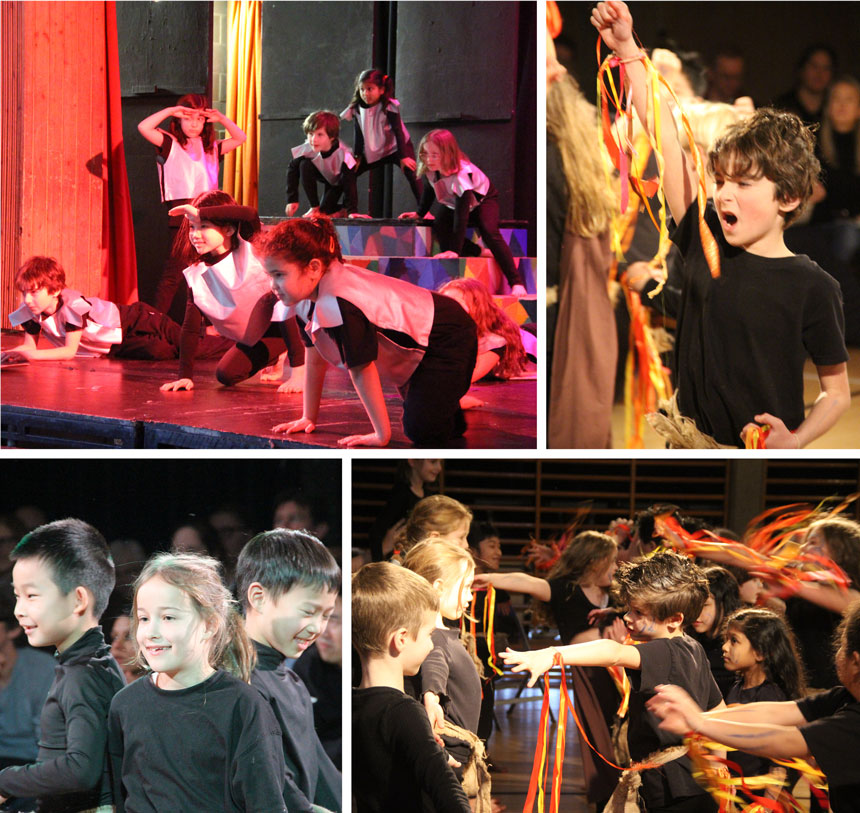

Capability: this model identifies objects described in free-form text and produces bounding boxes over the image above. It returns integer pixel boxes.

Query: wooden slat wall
[3,1,106,325]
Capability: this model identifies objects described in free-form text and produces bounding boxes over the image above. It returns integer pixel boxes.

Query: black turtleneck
[0,626,125,812]
[250,639,342,812]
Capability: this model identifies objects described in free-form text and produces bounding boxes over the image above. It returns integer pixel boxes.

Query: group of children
[6,67,532,448]
[0,517,342,812]
[353,483,860,812]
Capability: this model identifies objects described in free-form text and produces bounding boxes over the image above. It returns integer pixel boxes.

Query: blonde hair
[547,73,616,238]
[131,552,256,682]
[417,129,466,177]
[402,539,482,674]
[678,101,743,161]
[352,562,439,657]
[400,494,473,554]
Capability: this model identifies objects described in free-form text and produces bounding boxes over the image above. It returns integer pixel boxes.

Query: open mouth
[722,212,738,228]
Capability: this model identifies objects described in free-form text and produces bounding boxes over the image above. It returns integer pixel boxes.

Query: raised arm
[205,108,246,154]
[472,572,551,602]
[590,1,699,224]
[501,638,641,687]
[648,684,809,759]
[137,105,185,147]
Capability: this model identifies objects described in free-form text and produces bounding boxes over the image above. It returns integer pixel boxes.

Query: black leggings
[434,188,523,289]
[298,159,357,214]
[400,294,477,446]
[216,318,305,386]
[356,153,423,214]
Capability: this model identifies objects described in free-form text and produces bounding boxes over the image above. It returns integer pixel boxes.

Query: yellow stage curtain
[223,0,261,207]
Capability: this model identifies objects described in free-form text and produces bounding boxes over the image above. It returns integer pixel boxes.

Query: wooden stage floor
[1,339,536,450]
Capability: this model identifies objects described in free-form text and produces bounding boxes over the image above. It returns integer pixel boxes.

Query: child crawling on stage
[502,551,726,813]
[6,256,228,362]
[592,1,850,449]
[254,216,477,448]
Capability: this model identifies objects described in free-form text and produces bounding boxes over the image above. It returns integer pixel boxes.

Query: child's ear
[71,586,93,619]
[246,582,267,613]
[390,626,409,656]
[222,224,237,238]
[306,258,325,282]
[778,195,801,215]
[431,578,444,594]
[665,611,685,632]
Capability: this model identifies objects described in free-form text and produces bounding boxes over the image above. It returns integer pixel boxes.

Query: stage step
[346,255,537,298]
[261,217,530,258]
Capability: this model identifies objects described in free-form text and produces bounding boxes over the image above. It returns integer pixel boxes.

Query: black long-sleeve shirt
[0,626,125,812]
[108,669,287,813]
[250,641,342,812]
[352,686,470,813]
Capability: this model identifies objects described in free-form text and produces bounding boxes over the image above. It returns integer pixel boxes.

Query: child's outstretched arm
[648,684,809,759]
[341,361,392,447]
[501,638,642,687]
[473,572,551,602]
[16,329,82,361]
[274,345,327,435]
[591,1,698,225]
[204,108,247,154]
[747,362,850,449]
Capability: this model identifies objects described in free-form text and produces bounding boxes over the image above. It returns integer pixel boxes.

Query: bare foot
[260,352,287,383]
[460,394,485,410]
[277,363,305,393]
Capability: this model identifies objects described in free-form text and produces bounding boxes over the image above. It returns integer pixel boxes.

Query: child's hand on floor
[590,1,635,54]
[500,647,556,687]
[348,213,373,219]
[337,431,389,448]
[398,211,419,219]
[510,284,528,297]
[285,202,299,217]
[273,416,315,434]
[161,378,194,391]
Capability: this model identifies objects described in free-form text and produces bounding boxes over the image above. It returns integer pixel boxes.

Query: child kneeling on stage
[254,216,478,447]
[352,562,471,813]
[7,256,227,362]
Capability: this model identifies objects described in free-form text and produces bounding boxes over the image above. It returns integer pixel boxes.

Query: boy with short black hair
[7,256,227,362]
[592,1,850,449]
[0,518,126,812]
[285,110,358,218]
[237,528,342,813]
[503,551,726,813]
[352,561,470,813]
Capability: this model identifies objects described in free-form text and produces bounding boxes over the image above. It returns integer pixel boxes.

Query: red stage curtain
[1,1,137,326]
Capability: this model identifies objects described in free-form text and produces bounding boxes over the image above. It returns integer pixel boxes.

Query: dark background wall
[116,1,536,308]
[557,2,860,106]
[3,459,341,552]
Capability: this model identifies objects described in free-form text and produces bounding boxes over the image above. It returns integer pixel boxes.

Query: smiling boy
[237,529,342,813]
[502,552,725,813]
[285,111,357,218]
[592,1,850,449]
[0,519,125,812]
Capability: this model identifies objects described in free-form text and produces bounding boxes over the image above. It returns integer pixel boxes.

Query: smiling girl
[108,552,287,812]
[161,190,306,393]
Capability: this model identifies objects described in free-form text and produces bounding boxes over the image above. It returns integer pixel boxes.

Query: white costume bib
[288,262,434,388]
[341,99,411,163]
[158,132,220,202]
[183,239,273,346]
[9,289,122,357]
[429,160,490,211]
[290,142,356,185]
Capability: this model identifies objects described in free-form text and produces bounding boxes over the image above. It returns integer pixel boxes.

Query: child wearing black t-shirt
[502,551,726,813]
[108,553,287,813]
[236,529,342,813]
[0,519,126,812]
[650,599,860,813]
[352,562,470,813]
[592,1,850,449]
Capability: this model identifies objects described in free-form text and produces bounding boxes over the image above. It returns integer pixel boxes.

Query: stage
[0,339,536,449]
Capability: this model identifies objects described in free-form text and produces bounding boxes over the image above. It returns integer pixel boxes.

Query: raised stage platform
[0,341,536,449]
